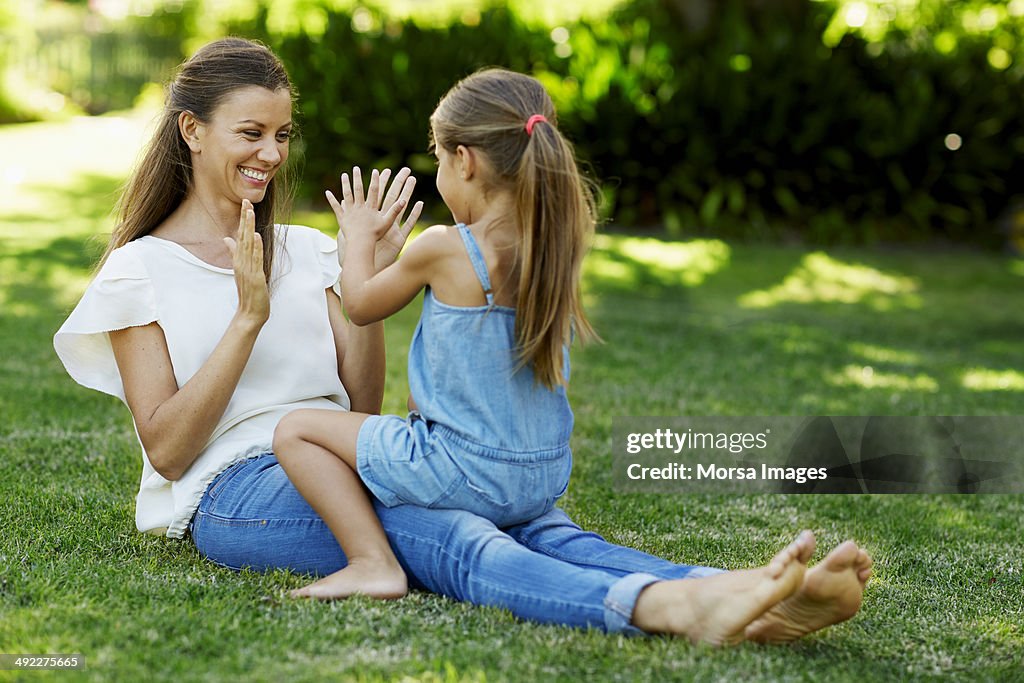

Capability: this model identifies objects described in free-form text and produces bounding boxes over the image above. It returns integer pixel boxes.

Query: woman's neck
[159,189,241,243]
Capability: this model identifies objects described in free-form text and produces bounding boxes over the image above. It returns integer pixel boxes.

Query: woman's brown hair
[430,68,598,388]
[101,37,295,280]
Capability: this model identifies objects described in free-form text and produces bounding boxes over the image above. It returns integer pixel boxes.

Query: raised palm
[327,166,423,272]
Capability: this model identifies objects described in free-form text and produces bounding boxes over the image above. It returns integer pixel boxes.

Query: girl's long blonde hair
[100,37,295,281]
[430,68,598,389]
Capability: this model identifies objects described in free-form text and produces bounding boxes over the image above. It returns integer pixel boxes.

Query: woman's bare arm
[325,289,386,415]
[108,200,269,481]
[110,316,263,480]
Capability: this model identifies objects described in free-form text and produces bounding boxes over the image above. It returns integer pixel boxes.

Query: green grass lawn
[1,114,1022,682]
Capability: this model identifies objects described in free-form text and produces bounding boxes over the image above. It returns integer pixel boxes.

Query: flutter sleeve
[314,228,343,297]
[53,246,157,402]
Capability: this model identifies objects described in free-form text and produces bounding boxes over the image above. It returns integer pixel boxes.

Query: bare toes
[769,530,816,577]
[821,540,860,570]
[858,549,873,570]
[768,544,796,577]
[854,549,873,583]
[796,530,816,563]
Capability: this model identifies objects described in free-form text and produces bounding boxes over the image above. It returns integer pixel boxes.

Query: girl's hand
[223,199,270,328]
[326,166,423,272]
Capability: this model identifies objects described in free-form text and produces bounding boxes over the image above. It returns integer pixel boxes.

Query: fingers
[365,168,381,209]
[340,172,354,210]
[379,167,410,210]
[326,189,343,220]
[340,167,408,206]
[352,167,364,205]
[394,174,417,217]
[385,173,418,232]
[230,199,263,273]
[381,198,408,227]
[332,166,419,241]
[401,201,424,238]
[240,231,264,269]
[237,198,255,244]
[375,168,392,209]
[234,199,258,266]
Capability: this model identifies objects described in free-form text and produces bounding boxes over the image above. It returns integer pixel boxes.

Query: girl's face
[190,85,292,206]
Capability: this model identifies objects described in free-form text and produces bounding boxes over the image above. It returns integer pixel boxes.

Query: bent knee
[272,411,308,458]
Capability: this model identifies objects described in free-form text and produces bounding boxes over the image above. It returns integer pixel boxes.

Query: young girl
[274,68,599,600]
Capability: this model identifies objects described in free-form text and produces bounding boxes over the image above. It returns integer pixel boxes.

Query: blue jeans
[189,454,723,634]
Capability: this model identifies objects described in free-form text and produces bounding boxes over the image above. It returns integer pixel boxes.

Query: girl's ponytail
[512,114,598,388]
[431,68,599,389]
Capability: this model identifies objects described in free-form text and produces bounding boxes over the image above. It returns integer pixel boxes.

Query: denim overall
[356,224,574,527]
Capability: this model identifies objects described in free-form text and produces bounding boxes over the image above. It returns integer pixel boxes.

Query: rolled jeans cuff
[603,572,662,635]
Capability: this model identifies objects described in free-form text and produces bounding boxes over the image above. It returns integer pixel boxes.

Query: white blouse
[54,225,349,538]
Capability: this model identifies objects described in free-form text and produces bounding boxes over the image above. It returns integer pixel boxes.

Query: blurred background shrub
[3,0,1022,247]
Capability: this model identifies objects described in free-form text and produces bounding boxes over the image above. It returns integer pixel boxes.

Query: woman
[54,37,872,645]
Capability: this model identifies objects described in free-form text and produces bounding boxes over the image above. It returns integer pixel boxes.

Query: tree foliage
[9,0,1023,245]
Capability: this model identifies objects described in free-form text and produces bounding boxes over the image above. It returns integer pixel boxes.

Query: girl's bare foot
[290,557,408,600]
[632,530,815,645]
[744,540,872,643]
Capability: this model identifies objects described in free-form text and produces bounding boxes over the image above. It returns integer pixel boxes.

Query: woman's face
[190,85,292,206]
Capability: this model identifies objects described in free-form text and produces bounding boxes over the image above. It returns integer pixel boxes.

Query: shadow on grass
[2,170,123,235]
[581,240,1024,417]
[0,171,127,431]
[1,172,121,316]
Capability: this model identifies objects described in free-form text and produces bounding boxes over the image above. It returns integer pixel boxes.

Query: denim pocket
[203,458,251,503]
[459,460,566,527]
[423,470,469,509]
[547,472,571,508]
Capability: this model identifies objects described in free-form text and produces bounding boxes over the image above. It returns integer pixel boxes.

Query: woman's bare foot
[632,530,815,645]
[290,557,408,600]
[744,540,872,643]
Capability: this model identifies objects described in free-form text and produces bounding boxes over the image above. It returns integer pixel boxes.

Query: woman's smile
[239,166,271,184]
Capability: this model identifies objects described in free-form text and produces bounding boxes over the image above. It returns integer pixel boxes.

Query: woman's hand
[326,167,423,272]
[223,199,270,328]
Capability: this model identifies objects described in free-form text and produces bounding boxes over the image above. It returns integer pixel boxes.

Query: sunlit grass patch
[961,368,1024,392]
[827,364,939,392]
[585,234,730,290]
[0,112,151,219]
[738,251,920,310]
[848,342,921,366]
[0,255,95,315]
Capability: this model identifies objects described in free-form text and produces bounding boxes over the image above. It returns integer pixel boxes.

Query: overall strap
[456,224,494,306]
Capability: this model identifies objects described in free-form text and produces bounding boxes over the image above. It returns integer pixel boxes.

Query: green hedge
[158,1,1024,245]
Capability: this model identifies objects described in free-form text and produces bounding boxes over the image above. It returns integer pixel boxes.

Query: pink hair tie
[525,114,548,136]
